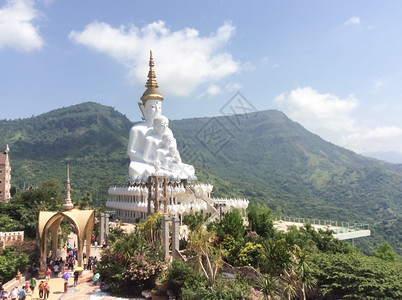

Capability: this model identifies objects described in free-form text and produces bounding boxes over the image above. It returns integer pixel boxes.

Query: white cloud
[69,20,240,97]
[275,87,358,133]
[0,0,44,52]
[275,87,402,155]
[206,84,221,96]
[344,17,360,25]
[341,126,402,154]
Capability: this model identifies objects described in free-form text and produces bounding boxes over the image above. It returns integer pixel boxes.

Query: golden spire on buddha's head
[140,50,164,103]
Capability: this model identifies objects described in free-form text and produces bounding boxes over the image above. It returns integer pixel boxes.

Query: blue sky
[1,0,402,162]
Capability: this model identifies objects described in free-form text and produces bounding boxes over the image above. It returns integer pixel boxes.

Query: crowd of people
[0,239,102,300]
[0,277,49,300]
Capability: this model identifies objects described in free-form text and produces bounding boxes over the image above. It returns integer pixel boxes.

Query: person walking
[9,286,19,300]
[38,281,45,299]
[73,270,79,287]
[43,282,50,300]
[64,278,68,293]
[30,276,37,293]
[45,267,51,281]
[0,289,8,300]
[19,286,27,300]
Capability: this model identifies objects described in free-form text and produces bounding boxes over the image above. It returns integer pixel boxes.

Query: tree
[211,209,245,242]
[0,246,29,282]
[186,226,222,286]
[313,252,402,299]
[247,203,275,238]
[183,211,207,231]
[295,251,316,300]
[372,242,397,262]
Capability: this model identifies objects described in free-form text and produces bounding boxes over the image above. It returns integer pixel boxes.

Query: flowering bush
[128,254,168,281]
[98,230,167,295]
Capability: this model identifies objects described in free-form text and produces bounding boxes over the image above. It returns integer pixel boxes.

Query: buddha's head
[153,115,169,136]
[139,100,162,125]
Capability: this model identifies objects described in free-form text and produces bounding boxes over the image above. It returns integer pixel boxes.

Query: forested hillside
[1,102,401,254]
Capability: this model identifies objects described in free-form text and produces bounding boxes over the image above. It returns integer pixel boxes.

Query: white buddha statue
[127,51,195,179]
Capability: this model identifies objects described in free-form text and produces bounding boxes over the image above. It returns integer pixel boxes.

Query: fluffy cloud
[275,87,358,133]
[206,84,221,96]
[344,17,360,25]
[342,126,402,154]
[275,87,402,155]
[69,20,240,97]
[0,0,44,52]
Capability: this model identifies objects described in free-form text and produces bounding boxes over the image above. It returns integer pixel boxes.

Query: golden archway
[38,209,95,273]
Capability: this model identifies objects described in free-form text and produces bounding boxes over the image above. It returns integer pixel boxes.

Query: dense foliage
[100,208,402,299]
[98,216,167,295]
[2,102,402,254]
[0,246,30,282]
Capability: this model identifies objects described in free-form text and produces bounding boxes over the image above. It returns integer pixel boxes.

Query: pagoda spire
[140,50,164,103]
[63,165,74,211]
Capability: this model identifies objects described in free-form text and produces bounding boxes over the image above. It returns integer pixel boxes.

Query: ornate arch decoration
[38,209,95,272]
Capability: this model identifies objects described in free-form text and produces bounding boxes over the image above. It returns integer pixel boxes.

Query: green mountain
[1,102,401,254]
[0,102,132,200]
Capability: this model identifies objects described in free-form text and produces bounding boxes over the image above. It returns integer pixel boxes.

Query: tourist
[45,267,51,281]
[30,276,37,294]
[94,240,98,250]
[73,270,79,287]
[19,286,26,300]
[53,263,59,277]
[9,286,19,300]
[0,288,8,300]
[23,281,29,293]
[83,256,88,270]
[64,278,68,293]
[87,257,92,270]
[43,282,50,300]
[38,281,44,298]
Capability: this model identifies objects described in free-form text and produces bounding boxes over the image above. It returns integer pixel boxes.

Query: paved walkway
[26,270,97,300]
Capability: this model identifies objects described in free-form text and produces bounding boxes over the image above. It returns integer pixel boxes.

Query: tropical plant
[137,213,162,244]
[186,226,222,286]
[165,259,205,297]
[258,274,279,300]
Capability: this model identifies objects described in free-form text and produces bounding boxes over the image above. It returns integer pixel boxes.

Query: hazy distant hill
[1,102,401,254]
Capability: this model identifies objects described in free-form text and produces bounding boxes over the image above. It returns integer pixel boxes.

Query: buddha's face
[154,116,169,136]
[141,100,161,123]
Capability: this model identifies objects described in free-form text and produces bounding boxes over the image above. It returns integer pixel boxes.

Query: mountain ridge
[0,102,401,254]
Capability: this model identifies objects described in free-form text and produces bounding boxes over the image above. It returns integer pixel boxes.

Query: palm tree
[186,226,222,286]
[296,252,316,300]
[283,282,297,300]
[258,274,279,300]
[138,213,162,244]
